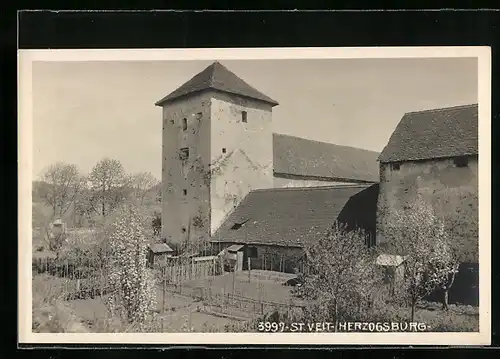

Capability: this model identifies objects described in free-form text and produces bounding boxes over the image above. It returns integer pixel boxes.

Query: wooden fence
[160,278,304,319]
[33,253,222,303]
[155,257,223,283]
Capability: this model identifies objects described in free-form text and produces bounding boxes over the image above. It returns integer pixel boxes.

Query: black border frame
[5,7,499,356]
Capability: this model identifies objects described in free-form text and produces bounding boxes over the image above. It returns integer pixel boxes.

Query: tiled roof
[273,134,380,182]
[155,61,279,106]
[378,104,478,163]
[211,184,376,247]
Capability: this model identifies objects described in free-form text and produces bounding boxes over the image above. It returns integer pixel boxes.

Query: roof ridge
[273,133,380,154]
[404,103,478,116]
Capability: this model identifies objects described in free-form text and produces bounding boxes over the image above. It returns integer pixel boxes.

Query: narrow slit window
[183,189,187,196]
[179,147,189,161]
[222,148,227,154]
[241,111,248,123]
[454,156,468,168]
[181,227,186,233]
[170,119,174,125]
[182,118,187,131]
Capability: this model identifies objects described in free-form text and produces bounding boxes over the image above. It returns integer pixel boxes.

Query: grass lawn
[66,290,242,332]
[412,301,479,332]
[158,305,242,332]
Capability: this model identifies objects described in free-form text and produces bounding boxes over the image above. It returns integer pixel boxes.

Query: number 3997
[258,322,286,332]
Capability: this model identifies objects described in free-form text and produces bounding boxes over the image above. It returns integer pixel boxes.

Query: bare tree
[385,194,456,321]
[89,158,129,217]
[297,222,381,330]
[39,162,84,218]
[130,172,159,204]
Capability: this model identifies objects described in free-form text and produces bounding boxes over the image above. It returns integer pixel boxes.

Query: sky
[32,57,478,180]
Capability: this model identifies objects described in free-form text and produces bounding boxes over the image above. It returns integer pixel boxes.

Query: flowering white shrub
[105,205,157,325]
[386,194,457,320]
[296,222,382,330]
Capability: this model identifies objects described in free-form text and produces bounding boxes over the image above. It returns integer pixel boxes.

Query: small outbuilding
[147,243,174,267]
[218,244,244,272]
[376,253,407,296]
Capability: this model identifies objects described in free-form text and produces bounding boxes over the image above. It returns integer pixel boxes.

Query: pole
[213,258,216,280]
[191,258,194,280]
[248,257,251,282]
[232,267,236,300]
[162,267,166,313]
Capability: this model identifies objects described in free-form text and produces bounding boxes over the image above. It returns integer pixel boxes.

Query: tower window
[390,163,400,171]
[170,119,174,125]
[196,112,202,120]
[182,118,187,131]
[179,147,190,160]
[222,148,227,154]
[241,111,248,123]
[183,189,187,196]
[181,227,186,233]
[454,156,468,168]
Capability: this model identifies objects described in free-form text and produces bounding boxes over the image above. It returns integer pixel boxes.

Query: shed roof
[273,134,380,183]
[376,254,407,267]
[378,104,478,163]
[155,61,278,107]
[149,243,174,254]
[211,184,376,247]
[226,244,244,252]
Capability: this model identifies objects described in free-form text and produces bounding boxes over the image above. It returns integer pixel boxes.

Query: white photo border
[18,46,492,345]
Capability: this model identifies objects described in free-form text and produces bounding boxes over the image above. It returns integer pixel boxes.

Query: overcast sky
[32,57,478,179]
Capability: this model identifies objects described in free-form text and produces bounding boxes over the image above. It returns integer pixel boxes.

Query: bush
[32,274,89,333]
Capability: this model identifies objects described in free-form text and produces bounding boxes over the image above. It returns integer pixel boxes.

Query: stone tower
[155,61,279,250]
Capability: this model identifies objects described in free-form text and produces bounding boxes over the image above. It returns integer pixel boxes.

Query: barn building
[211,184,379,273]
[376,104,479,305]
[156,61,379,248]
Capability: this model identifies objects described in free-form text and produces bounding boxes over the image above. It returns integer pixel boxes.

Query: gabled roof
[155,61,279,107]
[378,104,478,163]
[211,184,376,247]
[273,134,380,183]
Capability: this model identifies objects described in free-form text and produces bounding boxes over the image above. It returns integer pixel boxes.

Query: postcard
[18,46,491,345]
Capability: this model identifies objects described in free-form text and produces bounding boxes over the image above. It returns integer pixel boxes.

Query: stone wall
[161,91,276,248]
[210,93,274,234]
[161,93,212,247]
[376,155,478,263]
